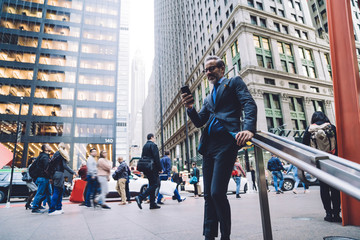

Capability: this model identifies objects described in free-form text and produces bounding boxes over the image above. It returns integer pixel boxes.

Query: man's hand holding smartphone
[181,86,194,109]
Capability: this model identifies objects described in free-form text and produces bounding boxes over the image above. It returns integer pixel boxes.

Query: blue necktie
[208,83,220,135]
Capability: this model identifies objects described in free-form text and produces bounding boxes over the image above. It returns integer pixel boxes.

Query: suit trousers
[138,171,159,206]
[202,132,239,239]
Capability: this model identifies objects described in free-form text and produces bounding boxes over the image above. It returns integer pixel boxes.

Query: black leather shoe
[236,194,241,198]
[332,214,342,222]
[149,204,161,209]
[324,213,333,222]
[135,196,142,210]
[157,202,164,205]
[205,236,215,240]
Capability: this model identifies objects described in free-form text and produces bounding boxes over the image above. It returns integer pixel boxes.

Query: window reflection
[0,121,26,135]
[78,74,115,86]
[0,50,36,63]
[30,122,71,136]
[35,87,74,100]
[84,15,117,28]
[37,70,75,83]
[0,19,41,32]
[85,2,118,15]
[22,0,44,3]
[2,3,43,18]
[75,124,114,137]
[0,85,31,97]
[32,104,73,117]
[0,34,38,48]
[39,54,77,67]
[76,107,114,119]
[0,67,33,80]
[80,60,115,71]
[47,0,83,10]
[44,24,80,37]
[82,29,116,41]
[73,143,113,169]
[42,39,79,52]
[77,90,114,102]
[46,10,81,23]
[0,102,29,115]
[81,43,116,55]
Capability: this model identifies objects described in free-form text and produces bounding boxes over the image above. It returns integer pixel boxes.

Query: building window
[321,10,327,21]
[278,42,296,74]
[282,25,289,34]
[291,14,297,21]
[254,35,273,69]
[270,6,277,14]
[274,22,280,32]
[295,29,301,38]
[310,86,320,93]
[231,40,241,73]
[250,15,257,25]
[302,31,308,40]
[289,82,299,89]
[299,16,304,24]
[299,47,316,78]
[248,0,254,7]
[295,1,302,11]
[279,9,285,17]
[312,3,316,12]
[265,78,275,85]
[318,0,324,7]
[260,18,267,28]
[288,0,294,8]
[264,93,283,131]
[312,100,325,112]
[324,53,332,79]
[256,2,263,10]
[289,97,307,131]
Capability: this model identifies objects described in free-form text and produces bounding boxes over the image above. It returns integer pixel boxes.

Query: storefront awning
[0,143,13,169]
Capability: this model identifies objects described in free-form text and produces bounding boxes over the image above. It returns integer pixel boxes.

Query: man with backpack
[114,157,128,205]
[30,144,52,214]
[267,154,285,194]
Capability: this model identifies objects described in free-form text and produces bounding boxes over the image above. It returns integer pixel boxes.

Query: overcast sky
[129,0,155,84]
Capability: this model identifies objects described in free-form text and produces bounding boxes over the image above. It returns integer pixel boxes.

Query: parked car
[0,169,29,203]
[107,171,149,198]
[184,176,248,194]
[272,165,319,191]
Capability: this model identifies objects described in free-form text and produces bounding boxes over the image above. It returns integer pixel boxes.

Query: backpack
[267,159,277,171]
[21,171,32,182]
[28,157,41,179]
[308,123,336,154]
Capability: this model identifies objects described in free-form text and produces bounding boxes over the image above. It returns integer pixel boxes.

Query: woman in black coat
[303,111,341,223]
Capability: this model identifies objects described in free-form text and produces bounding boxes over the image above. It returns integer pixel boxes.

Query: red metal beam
[326,0,360,226]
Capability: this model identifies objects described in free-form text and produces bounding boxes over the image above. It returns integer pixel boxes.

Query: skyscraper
[130,50,145,147]
[154,0,335,165]
[0,0,127,168]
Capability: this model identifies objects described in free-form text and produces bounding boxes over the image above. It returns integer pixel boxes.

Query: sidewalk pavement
[0,187,359,240]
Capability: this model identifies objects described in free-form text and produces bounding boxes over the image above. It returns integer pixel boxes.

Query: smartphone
[181,85,194,104]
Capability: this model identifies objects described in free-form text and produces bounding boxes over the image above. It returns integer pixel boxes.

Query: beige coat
[97,158,111,179]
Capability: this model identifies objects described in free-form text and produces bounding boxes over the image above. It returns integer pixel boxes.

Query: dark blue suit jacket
[187,76,257,154]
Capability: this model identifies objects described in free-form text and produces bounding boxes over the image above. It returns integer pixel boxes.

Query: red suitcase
[70,179,86,203]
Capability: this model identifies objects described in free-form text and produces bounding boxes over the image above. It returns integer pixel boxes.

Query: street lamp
[176,144,180,171]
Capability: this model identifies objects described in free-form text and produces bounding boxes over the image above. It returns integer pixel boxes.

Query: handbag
[159,180,177,196]
[137,157,154,172]
[189,176,198,184]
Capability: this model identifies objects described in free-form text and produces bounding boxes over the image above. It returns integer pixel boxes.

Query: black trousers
[320,181,341,214]
[202,133,239,239]
[138,171,159,206]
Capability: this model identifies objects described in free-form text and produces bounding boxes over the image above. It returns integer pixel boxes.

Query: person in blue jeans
[233,159,246,198]
[267,155,285,194]
[48,142,76,215]
[31,144,52,214]
[286,164,307,194]
[84,148,98,207]
[157,150,185,204]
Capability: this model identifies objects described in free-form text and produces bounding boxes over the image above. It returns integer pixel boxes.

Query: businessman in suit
[181,56,257,240]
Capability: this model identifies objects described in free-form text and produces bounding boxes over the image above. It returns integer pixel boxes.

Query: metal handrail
[250,131,360,240]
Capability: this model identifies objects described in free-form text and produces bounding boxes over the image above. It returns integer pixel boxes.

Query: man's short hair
[41,144,48,152]
[147,133,154,140]
[205,55,225,68]
[89,148,96,153]
[164,150,170,155]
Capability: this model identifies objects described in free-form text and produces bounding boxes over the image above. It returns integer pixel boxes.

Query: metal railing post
[254,145,273,240]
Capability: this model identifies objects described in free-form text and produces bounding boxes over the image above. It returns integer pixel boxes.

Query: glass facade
[0,0,120,168]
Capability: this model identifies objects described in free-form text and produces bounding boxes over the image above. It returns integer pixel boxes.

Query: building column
[293,45,304,76]
[280,94,293,130]
[249,89,267,131]
[270,38,282,71]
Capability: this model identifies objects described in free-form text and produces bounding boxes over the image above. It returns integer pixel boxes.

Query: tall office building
[116,0,130,163]
[0,0,126,168]
[142,69,156,143]
[154,0,335,167]
[130,50,145,147]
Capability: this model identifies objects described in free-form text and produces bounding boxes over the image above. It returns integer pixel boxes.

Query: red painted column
[326,0,360,226]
